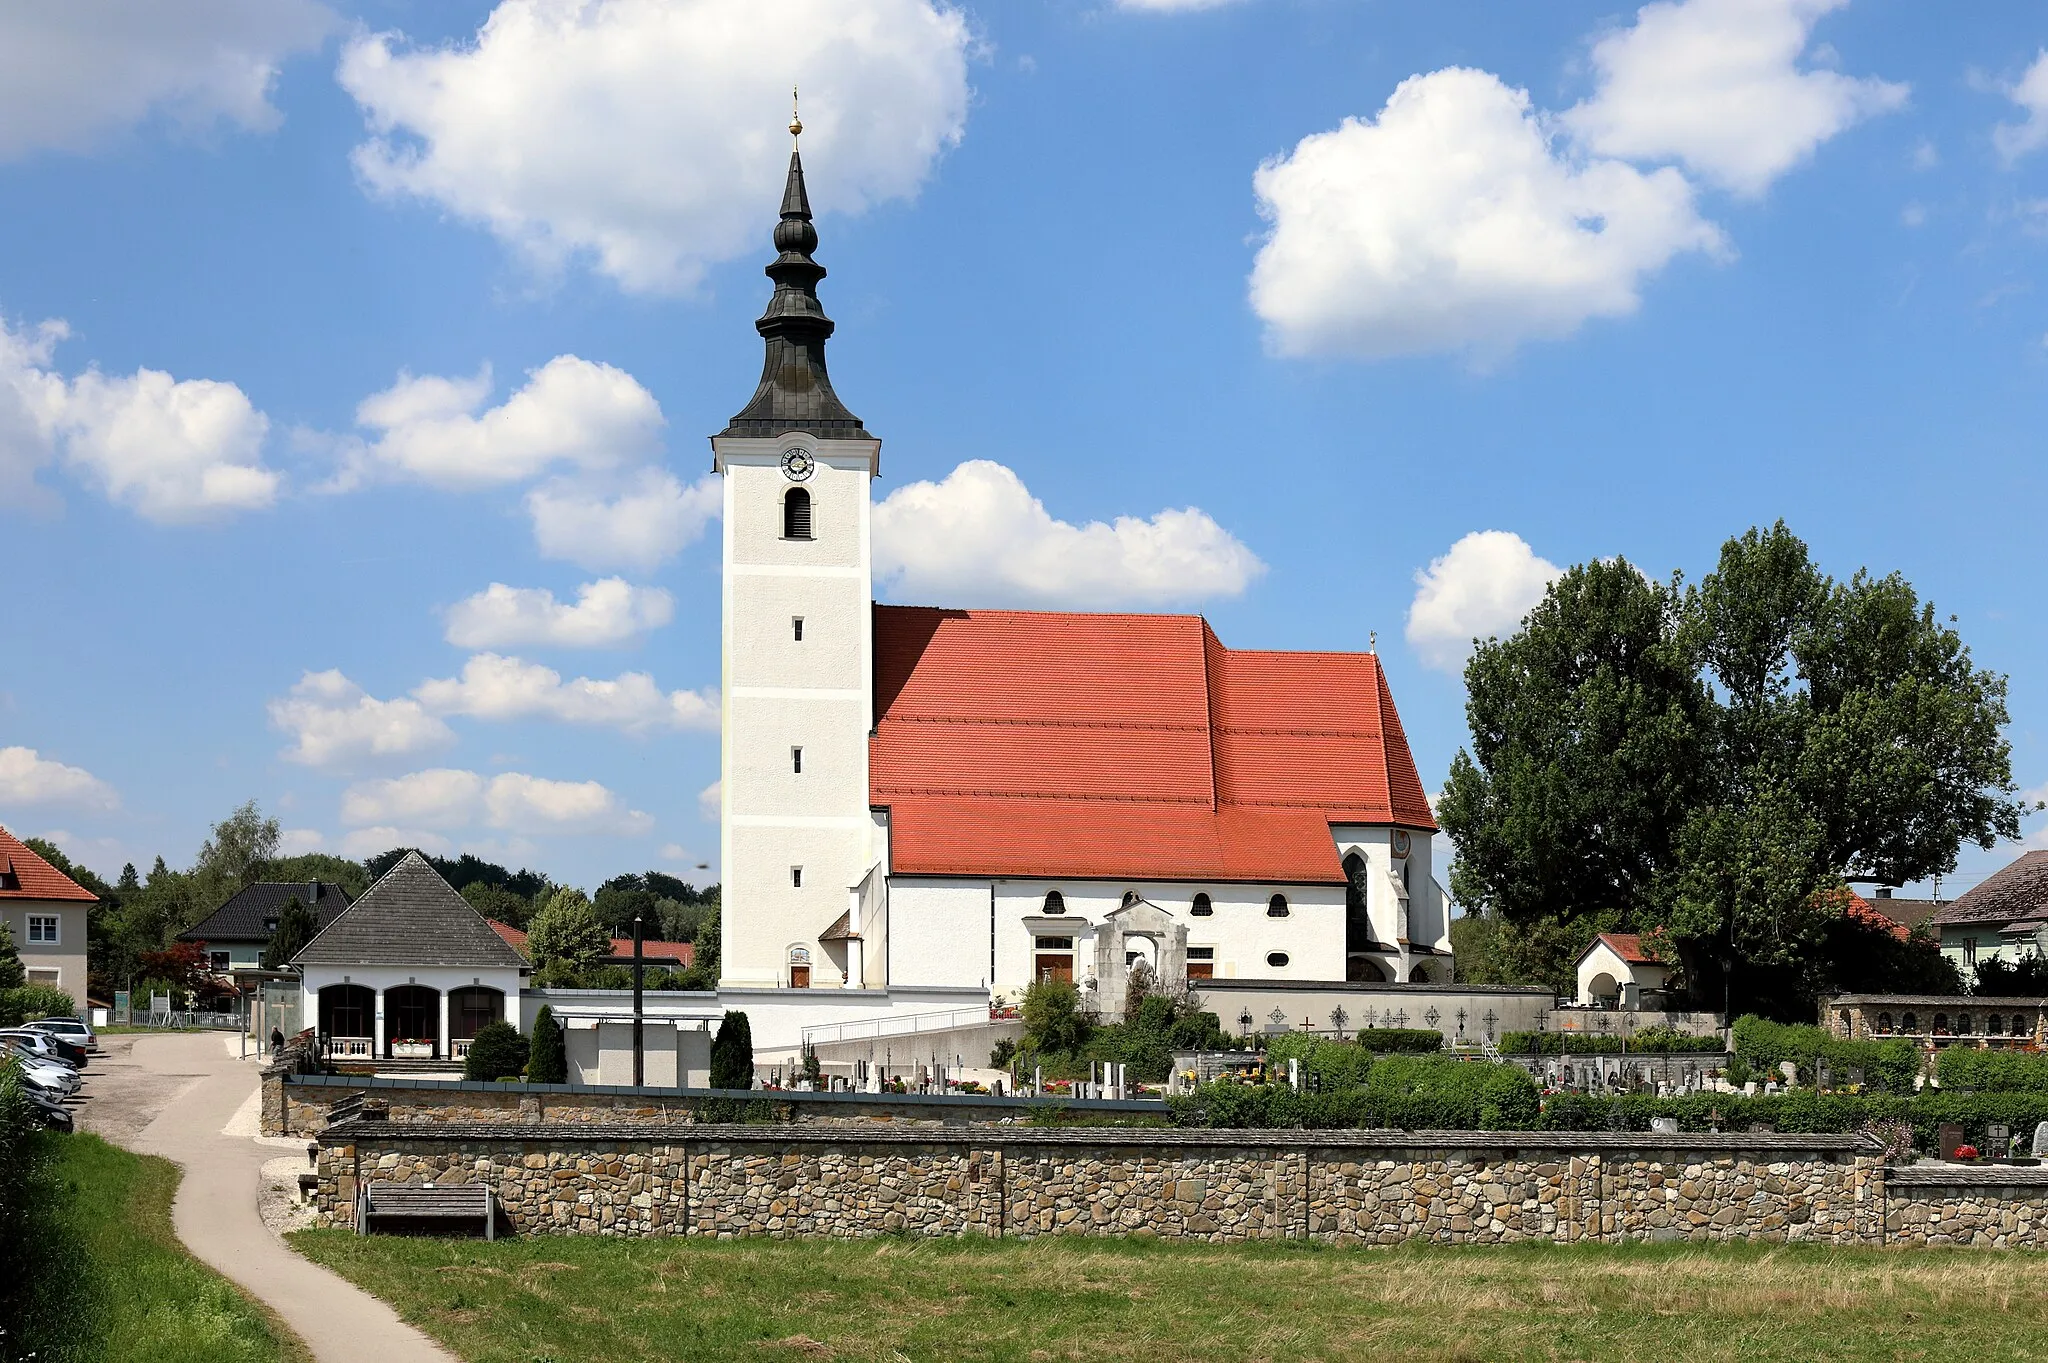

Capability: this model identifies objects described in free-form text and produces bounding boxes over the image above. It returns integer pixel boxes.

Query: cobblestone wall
[316,1126,2048,1246]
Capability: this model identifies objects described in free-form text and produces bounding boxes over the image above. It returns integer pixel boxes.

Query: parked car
[0,1030,84,1069]
[3,1041,79,1093]
[25,1016,96,1051]
[22,1086,73,1132]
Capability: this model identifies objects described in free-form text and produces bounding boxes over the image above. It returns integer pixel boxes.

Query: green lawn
[292,1230,2048,1363]
[13,1135,304,1363]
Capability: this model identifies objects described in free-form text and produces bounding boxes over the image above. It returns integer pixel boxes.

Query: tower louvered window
[783,486,813,540]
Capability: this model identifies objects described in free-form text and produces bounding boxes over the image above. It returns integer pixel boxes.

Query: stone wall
[319,1125,1979,1246]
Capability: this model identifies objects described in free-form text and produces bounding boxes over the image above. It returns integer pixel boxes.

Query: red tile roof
[486,919,693,966]
[1843,891,1911,942]
[1587,932,1662,966]
[871,606,1435,883]
[0,825,97,902]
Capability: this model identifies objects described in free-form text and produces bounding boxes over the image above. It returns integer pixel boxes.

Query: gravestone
[2032,1122,2048,1158]
[1650,1117,1680,1134]
[1937,1122,1967,1158]
[1989,1123,2011,1157]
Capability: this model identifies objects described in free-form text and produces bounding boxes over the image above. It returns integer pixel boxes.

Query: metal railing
[801,1006,999,1048]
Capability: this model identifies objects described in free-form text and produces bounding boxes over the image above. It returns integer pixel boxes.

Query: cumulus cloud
[414,654,718,733]
[1561,0,1907,197]
[338,0,972,293]
[0,747,119,811]
[1995,50,2048,165]
[872,460,1263,609]
[445,578,674,650]
[1250,68,1726,361]
[0,313,279,522]
[338,825,452,859]
[698,780,721,823]
[340,768,651,836]
[0,0,333,160]
[527,468,721,572]
[349,356,662,489]
[277,828,325,855]
[268,670,456,768]
[1406,531,1563,673]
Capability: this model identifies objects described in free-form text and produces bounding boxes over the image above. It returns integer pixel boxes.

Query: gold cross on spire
[789,86,803,141]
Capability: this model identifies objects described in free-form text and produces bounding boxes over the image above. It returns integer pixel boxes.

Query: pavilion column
[374,990,387,1057]
[438,991,451,1059]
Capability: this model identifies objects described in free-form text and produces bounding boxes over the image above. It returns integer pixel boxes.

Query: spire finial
[789,86,802,141]
[1369,630,1378,654]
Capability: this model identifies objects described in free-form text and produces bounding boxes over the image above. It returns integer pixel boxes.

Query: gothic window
[1042,891,1066,915]
[1267,894,1289,918]
[783,486,813,540]
[1266,951,1290,967]
[1190,893,1213,917]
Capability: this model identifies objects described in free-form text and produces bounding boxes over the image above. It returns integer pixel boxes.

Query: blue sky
[2,0,2045,899]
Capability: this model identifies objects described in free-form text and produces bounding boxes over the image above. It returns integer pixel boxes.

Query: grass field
[14,1135,304,1363]
[292,1231,2048,1363]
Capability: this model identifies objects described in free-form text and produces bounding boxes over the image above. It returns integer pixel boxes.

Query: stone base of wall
[317,1126,1944,1245]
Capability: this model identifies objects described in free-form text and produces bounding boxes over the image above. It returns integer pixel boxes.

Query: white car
[6,1046,79,1096]
[0,1030,78,1068]
[25,1016,95,1050]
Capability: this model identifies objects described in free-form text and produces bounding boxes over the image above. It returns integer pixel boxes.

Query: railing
[802,1006,1002,1048]
[124,1009,245,1030]
[330,1036,373,1058]
[452,1038,474,1060]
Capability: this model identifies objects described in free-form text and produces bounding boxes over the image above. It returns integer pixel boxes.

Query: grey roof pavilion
[292,851,527,970]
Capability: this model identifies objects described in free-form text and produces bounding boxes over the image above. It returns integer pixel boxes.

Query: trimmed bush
[1731,1016,1919,1092]
[1354,1028,1443,1053]
[1501,1030,1724,1056]
[710,1010,754,1090]
[1935,1047,2048,1094]
[462,1022,529,1081]
[526,1005,567,1084]
[1537,1089,2048,1155]
[1169,1057,1539,1132]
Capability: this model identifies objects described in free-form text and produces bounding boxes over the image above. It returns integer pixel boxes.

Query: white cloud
[0,0,333,160]
[872,460,1264,608]
[338,0,972,293]
[527,468,720,571]
[1406,531,1564,673]
[351,356,662,489]
[415,654,718,733]
[659,842,703,865]
[277,828,325,855]
[338,825,452,859]
[445,578,674,649]
[1995,50,2048,165]
[1561,0,1907,197]
[0,313,279,522]
[0,747,119,811]
[698,780,721,823]
[1249,68,1726,361]
[340,768,650,837]
[268,670,455,768]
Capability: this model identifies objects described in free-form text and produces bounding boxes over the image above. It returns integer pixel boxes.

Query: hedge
[1502,1030,1724,1056]
[1935,1048,2048,1094]
[1170,1056,1540,1132]
[1730,1016,1919,1093]
[1353,1028,1444,1053]
[1539,1090,2048,1154]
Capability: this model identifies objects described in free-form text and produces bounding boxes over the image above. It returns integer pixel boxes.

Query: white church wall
[985,879,1346,1000]
[728,694,867,818]
[887,879,990,988]
[730,573,867,688]
[727,825,872,987]
[726,450,867,571]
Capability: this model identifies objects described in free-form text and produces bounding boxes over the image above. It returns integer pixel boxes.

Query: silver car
[25,1016,95,1051]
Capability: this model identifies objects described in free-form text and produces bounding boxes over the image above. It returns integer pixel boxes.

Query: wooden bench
[356,1182,497,1239]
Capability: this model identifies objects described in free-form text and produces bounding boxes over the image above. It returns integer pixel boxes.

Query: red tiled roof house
[0,823,95,1007]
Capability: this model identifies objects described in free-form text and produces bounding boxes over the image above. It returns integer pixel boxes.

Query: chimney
[308,880,319,904]
[1876,887,1893,900]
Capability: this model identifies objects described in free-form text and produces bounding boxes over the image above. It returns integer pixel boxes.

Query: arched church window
[2016,1015,2031,1039]
[1988,1013,2004,1036]
[1190,893,1213,917]
[1042,891,1065,915]
[1957,1013,1974,1036]
[783,486,813,540]
[1121,890,1141,908]
[1267,894,1289,917]
[1901,1012,1917,1033]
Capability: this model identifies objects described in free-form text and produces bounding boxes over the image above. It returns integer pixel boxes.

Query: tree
[1975,954,2048,997]
[462,1022,530,1081]
[525,888,610,976]
[192,800,281,914]
[461,881,534,929]
[710,1010,754,1090]
[0,922,24,993]
[526,1004,567,1083]
[1020,978,1093,1057]
[1440,523,2026,1017]
[258,852,371,898]
[261,896,318,970]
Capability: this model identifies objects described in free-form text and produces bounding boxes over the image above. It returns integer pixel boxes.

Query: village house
[0,824,94,1002]
[1929,851,2048,972]
[178,880,354,973]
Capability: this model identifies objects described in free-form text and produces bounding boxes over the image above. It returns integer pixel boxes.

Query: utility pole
[632,909,645,1089]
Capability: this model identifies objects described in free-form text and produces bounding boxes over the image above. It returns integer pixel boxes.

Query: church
[711,128,1453,1023]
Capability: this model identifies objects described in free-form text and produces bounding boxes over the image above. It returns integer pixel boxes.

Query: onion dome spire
[720,95,869,439]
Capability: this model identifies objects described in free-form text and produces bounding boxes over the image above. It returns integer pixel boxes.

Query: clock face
[1392,829,1412,858]
[780,449,815,482]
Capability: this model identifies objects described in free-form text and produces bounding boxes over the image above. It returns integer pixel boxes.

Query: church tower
[711,115,881,990]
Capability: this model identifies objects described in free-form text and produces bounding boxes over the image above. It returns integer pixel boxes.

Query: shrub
[1936,1047,2048,1094]
[710,1010,754,1090]
[1501,1030,1723,1056]
[7,984,76,1023]
[1168,1056,1538,1131]
[462,1022,529,1081]
[526,1005,567,1084]
[1354,1028,1443,1053]
[1021,979,1093,1057]
[1731,1015,1919,1092]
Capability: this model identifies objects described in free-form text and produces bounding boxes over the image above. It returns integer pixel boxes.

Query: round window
[1266,951,1290,968]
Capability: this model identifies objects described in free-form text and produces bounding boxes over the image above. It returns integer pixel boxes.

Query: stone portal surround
[317,1125,2020,1245]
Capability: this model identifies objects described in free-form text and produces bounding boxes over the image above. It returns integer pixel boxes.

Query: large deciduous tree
[1440,523,2023,1016]
[525,887,610,983]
